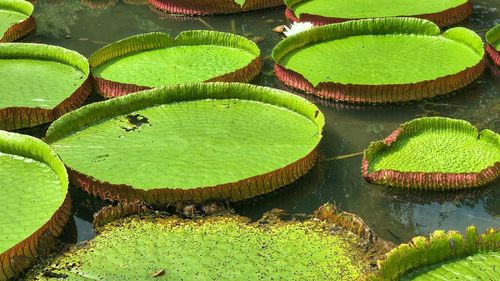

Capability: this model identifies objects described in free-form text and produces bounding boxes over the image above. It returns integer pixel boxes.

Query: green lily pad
[273,18,485,103]
[148,0,284,16]
[0,130,71,281]
[0,0,34,42]
[89,31,261,98]
[45,83,324,205]
[284,0,472,27]
[372,226,499,280]
[25,212,370,280]
[362,117,500,189]
[401,251,500,280]
[0,43,91,131]
[485,24,500,66]
[487,24,500,51]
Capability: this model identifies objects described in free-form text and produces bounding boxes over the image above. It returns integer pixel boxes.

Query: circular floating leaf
[273,18,485,104]
[362,117,500,190]
[0,131,71,281]
[0,0,35,42]
[372,226,499,280]
[45,83,324,205]
[284,0,472,27]
[89,31,262,98]
[148,0,283,16]
[0,43,91,131]
[486,24,500,67]
[26,214,368,280]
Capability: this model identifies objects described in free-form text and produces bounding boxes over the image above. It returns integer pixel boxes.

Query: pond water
[22,0,499,244]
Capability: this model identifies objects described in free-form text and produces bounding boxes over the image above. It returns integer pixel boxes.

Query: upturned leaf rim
[88,31,262,98]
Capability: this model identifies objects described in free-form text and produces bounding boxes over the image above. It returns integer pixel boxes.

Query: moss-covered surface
[26,207,391,280]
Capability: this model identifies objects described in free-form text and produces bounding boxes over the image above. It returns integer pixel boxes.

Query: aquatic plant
[284,0,472,27]
[486,24,500,67]
[89,31,261,98]
[25,204,393,280]
[371,226,499,280]
[362,117,500,190]
[273,17,485,104]
[148,0,283,16]
[0,0,35,42]
[0,43,91,131]
[45,83,324,205]
[0,131,71,281]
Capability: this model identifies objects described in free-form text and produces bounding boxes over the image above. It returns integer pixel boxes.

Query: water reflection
[23,0,500,243]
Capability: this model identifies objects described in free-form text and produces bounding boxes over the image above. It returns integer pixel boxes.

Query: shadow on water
[20,0,500,243]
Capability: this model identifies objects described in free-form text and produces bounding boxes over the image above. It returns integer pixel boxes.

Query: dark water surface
[23,0,499,244]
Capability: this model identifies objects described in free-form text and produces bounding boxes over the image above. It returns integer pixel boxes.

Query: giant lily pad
[362,117,500,190]
[284,0,472,27]
[486,24,500,67]
[45,83,324,205]
[26,205,392,280]
[273,18,485,104]
[372,226,499,280]
[148,0,283,16]
[89,31,262,98]
[0,131,71,281]
[0,0,35,42]
[0,43,91,131]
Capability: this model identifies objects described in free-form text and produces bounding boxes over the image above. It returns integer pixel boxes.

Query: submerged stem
[324,151,364,161]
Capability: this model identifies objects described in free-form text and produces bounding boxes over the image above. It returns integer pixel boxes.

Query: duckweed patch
[27,216,363,280]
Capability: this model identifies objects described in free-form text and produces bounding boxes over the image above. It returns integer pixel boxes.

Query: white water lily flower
[283,22,314,37]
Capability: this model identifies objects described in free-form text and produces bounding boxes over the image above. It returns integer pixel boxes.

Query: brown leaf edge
[314,203,394,248]
[0,43,91,131]
[285,1,472,28]
[92,203,150,229]
[361,117,500,190]
[148,0,283,16]
[0,131,71,280]
[0,79,91,131]
[89,31,262,98]
[0,196,71,281]
[369,226,499,280]
[69,146,318,206]
[274,59,485,104]
[273,18,485,104]
[0,15,35,43]
[485,43,500,67]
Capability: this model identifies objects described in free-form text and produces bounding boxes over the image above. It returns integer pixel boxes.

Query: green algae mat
[486,24,500,66]
[273,18,485,104]
[0,0,35,42]
[25,209,382,280]
[45,83,324,205]
[148,0,284,16]
[89,31,261,98]
[0,131,71,281]
[0,43,91,131]
[372,226,499,280]
[284,0,472,27]
[362,117,500,190]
